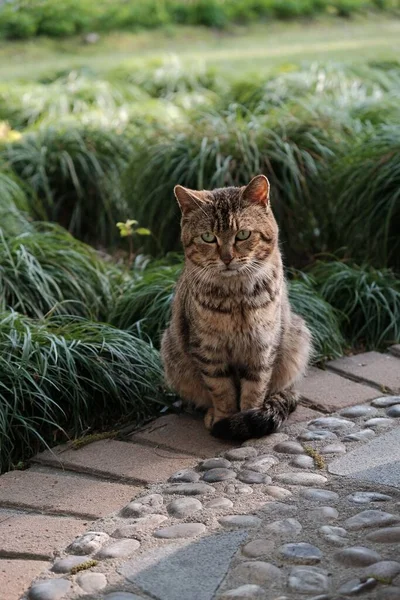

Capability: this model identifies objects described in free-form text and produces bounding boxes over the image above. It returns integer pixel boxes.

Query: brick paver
[286,404,323,424]
[0,559,50,600]
[131,414,235,458]
[327,351,400,393]
[298,366,379,412]
[34,440,197,484]
[0,514,88,559]
[0,469,142,519]
[389,344,400,358]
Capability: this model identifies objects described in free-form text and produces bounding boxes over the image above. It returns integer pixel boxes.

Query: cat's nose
[221,254,233,265]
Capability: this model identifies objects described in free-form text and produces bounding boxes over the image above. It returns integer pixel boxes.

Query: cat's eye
[236,230,251,241]
[201,232,217,243]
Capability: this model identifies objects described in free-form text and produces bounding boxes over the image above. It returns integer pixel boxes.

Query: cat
[161,175,312,441]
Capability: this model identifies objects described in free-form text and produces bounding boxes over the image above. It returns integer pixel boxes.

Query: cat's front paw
[204,407,215,430]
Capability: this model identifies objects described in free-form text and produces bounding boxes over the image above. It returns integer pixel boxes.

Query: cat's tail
[211,389,298,441]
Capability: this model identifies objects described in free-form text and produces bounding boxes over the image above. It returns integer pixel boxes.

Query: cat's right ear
[174,185,205,215]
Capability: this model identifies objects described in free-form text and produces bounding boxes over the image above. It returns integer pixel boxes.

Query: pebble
[121,502,150,517]
[362,560,400,582]
[205,497,234,509]
[225,447,257,460]
[225,483,253,495]
[52,555,87,573]
[347,491,392,504]
[275,472,327,486]
[291,455,315,469]
[164,483,214,495]
[338,578,377,595]
[339,405,378,418]
[387,405,400,417]
[138,493,164,507]
[238,470,272,484]
[320,525,348,547]
[300,489,339,503]
[68,531,109,555]
[264,486,292,500]
[279,542,322,564]
[167,497,202,518]
[153,523,206,539]
[219,585,266,599]
[104,595,144,600]
[202,468,237,482]
[288,566,329,594]
[333,546,381,567]
[308,417,354,430]
[321,443,346,454]
[308,507,338,522]
[243,432,288,449]
[219,515,262,529]
[372,396,400,407]
[29,579,71,600]
[96,539,140,559]
[243,455,278,473]
[232,561,283,586]
[260,502,298,517]
[200,458,231,470]
[242,539,275,558]
[264,518,302,535]
[112,514,167,537]
[298,430,338,441]
[77,572,107,593]
[364,417,395,430]
[168,469,200,483]
[345,510,400,531]
[343,429,376,441]
[366,526,400,543]
[274,441,305,454]
[379,588,400,600]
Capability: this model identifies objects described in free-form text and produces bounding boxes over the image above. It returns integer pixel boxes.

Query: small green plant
[116,219,151,265]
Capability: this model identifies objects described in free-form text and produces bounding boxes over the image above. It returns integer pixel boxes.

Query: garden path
[0,347,399,600]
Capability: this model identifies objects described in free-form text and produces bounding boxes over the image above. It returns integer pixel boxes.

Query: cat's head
[174,175,278,276]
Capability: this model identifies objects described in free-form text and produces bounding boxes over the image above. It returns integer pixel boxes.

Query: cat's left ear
[242,175,270,206]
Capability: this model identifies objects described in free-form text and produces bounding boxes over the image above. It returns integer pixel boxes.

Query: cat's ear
[174,185,206,215]
[242,175,270,206]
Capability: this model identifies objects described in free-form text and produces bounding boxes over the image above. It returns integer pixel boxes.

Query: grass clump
[0,224,112,320]
[333,124,400,270]
[0,311,165,473]
[3,124,132,246]
[310,260,400,349]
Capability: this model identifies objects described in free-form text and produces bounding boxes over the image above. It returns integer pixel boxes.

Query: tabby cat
[161,175,312,441]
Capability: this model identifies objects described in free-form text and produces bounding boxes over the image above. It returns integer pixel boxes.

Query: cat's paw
[204,407,215,430]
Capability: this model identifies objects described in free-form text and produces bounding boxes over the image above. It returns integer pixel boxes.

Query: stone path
[0,349,399,600]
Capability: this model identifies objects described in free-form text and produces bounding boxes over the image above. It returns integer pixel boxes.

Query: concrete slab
[0,514,88,559]
[327,352,400,393]
[329,427,400,489]
[0,469,141,519]
[0,559,49,600]
[298,367,378,412]
[34,440,197,484]
[131,414,234,458]
[119,531,247,600]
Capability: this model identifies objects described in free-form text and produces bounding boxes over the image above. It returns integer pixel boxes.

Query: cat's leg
[161,329,212,411]
[269,314,312,393]
[239,368,271,412]
[200,372,238,428]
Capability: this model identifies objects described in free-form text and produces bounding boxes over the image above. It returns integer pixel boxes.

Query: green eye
[236,230,251,241]
[201,232,217,243]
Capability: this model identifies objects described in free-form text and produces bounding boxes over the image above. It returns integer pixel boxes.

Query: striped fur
[161,175,312,441]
